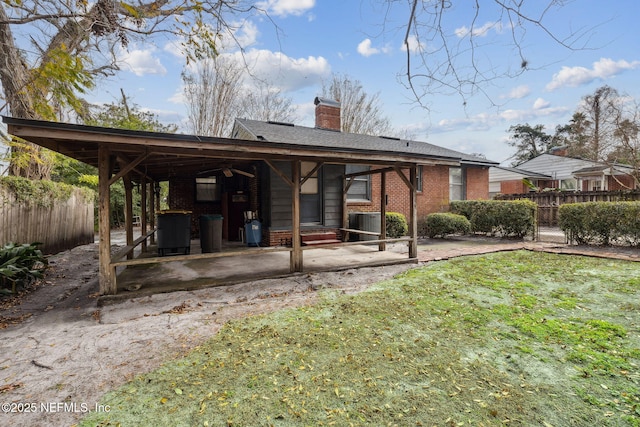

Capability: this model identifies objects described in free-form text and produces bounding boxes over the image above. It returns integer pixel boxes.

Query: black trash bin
[200,214,223,253]
[157,211,191,256]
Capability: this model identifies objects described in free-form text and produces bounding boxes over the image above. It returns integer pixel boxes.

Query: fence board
[0,188,94,254]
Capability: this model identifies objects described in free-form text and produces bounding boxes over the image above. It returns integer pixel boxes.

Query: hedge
[450,200,536,238]
[386,212,408,238]
[421,213,471,238]
[559,201,640,246]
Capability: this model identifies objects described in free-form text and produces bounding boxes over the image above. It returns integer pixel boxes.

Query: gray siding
[266,162,344,229]
[269,161,293,229]
[323,164,344,227]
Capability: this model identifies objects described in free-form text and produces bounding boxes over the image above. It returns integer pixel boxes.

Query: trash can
[200,214,223,253]
[157,211,191,256]
[244,220,262,247]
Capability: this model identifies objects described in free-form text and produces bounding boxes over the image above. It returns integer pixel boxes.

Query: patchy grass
[81,251,640,426]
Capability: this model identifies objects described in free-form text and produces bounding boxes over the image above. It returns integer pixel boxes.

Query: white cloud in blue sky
[257,0,315,17]
[118,46,167,76]
[546,58,640,91]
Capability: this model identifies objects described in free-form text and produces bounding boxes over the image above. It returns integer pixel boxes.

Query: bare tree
[238,82,297,123]
[322,73,391,135]
[395,1,597,108]
[0,0,264,177]
[563,86,622,162]
[183,58,244,137]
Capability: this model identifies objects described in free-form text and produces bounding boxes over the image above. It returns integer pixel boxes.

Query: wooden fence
[496,190,640,226]
[0,187,94,254]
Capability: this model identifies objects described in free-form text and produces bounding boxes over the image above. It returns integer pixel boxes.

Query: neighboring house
[219,97,497,244]
[490,150,639,196]
[572,164,638,191]
[489,166,551,197]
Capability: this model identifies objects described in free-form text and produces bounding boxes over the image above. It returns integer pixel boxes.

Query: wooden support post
[141,177,147,251]
[98,146,115,295]
[379,171,387,251]
[123,174,134,260]
[409,165,418,259]
[149,181,156,245]
[290,160,303,272]
[342,177,355,242]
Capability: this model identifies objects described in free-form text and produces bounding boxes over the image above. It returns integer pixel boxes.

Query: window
[346,164,371,201]
[449,167,464,201]
[560,179,577,190]
[417,165,423,192]
[301,162,319,195]
[195,177,221,202]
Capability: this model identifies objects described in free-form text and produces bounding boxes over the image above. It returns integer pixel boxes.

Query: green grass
[81,251,640,426]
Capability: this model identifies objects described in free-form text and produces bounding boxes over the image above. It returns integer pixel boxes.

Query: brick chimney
[314,97,341,131]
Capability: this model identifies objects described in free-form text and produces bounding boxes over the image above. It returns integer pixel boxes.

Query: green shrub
[386,212,408,238]
[451,199,536,238]
[559,202,640,246]
[422,213,471,238]
[0,242,48,294]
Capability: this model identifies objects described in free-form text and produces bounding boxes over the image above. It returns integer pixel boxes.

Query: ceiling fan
[198,164,255,178]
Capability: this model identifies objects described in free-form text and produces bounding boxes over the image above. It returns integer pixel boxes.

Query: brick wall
[500,179,528,194]
[465,167,489,200]
[608,174,636,190]
[168,177,223,237]
[347,164,464,220]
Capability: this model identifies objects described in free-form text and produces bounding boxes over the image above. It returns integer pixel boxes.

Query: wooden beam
[394,166,415,192]
[265,159,294,187]
[108,151,149,185]
[290,160,303,272]
[409,165,418,259]
[379,171,387,252]
[300,162,324,186]
[98,146,115,295]
[344,166,395,179]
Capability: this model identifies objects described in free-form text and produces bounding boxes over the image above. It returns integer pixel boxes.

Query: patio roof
[2,116,482,182]
[2,116,429,297]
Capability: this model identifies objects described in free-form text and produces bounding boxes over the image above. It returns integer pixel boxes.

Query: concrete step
[301,231,337,242]
[302,239,342,246]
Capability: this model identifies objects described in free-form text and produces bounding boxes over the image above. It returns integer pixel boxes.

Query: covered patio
[2,116,456,297]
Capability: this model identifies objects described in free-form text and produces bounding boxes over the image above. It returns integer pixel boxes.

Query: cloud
[432,100,568,133]
[118,47,167,76]
[546,57,640,91]
[226,49,331,93]
[401,35,425,53]
[257,0,315,17]
[357,39,390,57]
[532,97,550,109]
[357,39,378,57]
[502,85,530,100]
[455,21,504,38]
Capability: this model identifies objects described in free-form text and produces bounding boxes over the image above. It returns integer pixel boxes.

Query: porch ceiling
[3,117,457,182]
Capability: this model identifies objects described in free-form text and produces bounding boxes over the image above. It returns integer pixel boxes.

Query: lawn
[81,251,640,426]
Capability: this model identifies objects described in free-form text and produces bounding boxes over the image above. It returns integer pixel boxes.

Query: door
[300,162,322,224]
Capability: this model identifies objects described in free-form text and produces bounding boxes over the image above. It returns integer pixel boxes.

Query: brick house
[490,152,639,196]
[218,97,496,245]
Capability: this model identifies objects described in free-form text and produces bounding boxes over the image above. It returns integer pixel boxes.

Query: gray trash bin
[200,214,223,253]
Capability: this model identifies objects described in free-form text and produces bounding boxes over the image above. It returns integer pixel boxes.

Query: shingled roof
[233,118,497,167]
